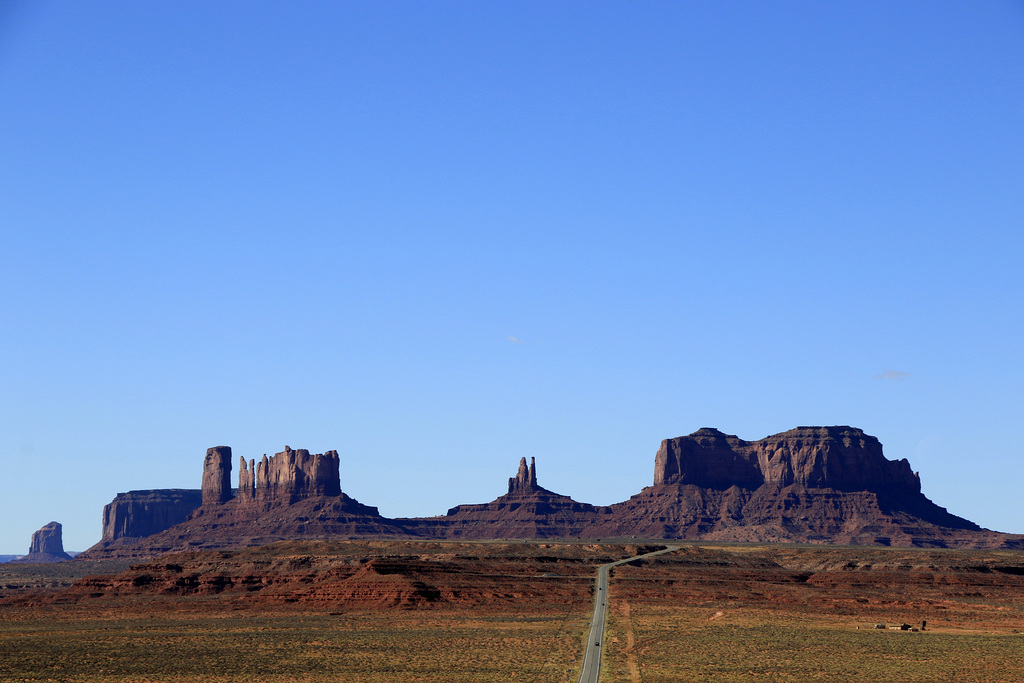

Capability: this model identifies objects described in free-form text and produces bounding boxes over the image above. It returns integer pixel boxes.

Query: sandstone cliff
[653,426,920,493]
[254,446,342,504]
[100,489,204,543]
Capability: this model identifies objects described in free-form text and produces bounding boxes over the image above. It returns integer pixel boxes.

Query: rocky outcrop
[12,522,72,563]
[508,457,539,494]
[230,447,344,507]
[237,456,255,502]
[201,446,233,505]
[100,489,204,543]
[254,447,341,505]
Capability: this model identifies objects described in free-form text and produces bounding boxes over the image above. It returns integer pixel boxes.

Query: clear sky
[2,1,1022,554]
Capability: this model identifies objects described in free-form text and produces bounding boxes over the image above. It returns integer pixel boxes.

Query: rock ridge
[76,427,1023,558]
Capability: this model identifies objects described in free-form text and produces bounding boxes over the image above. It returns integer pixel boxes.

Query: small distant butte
[77,428,1024,560]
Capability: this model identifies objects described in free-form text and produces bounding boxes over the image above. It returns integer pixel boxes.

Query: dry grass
[0,606,589,682]
[600,543,1024,682]
[604,606,1024,682]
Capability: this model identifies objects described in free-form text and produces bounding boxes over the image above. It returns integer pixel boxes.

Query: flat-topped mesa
[507,457,540,495]
[654,426,921,493]
[201,446,233,505]
[253,446,342,505]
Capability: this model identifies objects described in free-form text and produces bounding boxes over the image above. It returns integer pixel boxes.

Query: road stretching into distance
[576,545,681,683]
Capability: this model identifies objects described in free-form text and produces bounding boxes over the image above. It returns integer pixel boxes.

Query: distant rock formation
[229,447,343,507]
[12,522,71,563]
[79,427,1024,559]
[81,446,391,559]
[508,457,539,494]
[104,494,405,559]
[653,427,920,493]
[404,457,611,539]
[92,446,347,552]
[254,446,342,505]
[594,426,982,545]
[201,446,233,505]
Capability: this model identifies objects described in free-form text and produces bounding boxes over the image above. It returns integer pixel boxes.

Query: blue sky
[2,1,1022,553]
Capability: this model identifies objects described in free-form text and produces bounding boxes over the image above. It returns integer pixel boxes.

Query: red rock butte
[78,427,1024,560]
[11,522,72,563]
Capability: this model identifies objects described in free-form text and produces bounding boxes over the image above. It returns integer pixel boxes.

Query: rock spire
[507,457,539,495]
[201,446,233,505]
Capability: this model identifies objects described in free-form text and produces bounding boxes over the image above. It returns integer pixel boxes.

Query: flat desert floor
[2,540,1024,682]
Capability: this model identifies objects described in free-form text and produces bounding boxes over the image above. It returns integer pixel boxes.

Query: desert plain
[3,540,1024,682]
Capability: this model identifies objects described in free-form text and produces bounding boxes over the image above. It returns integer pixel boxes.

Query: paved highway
[576,545,680,683]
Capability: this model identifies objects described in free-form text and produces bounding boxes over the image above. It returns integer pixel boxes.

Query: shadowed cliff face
[101,490,204,542]
[654,426,920,493]
[654,428,761,489]
[201,447,233,505]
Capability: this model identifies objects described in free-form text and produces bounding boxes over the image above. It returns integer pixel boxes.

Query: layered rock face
[654,428,760,489]
[654,427,920,493]
[232,446,342,506]
[12,522,72,563]
[101,489,204,543]
[253,446,342,504]
[198,445,343,507]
